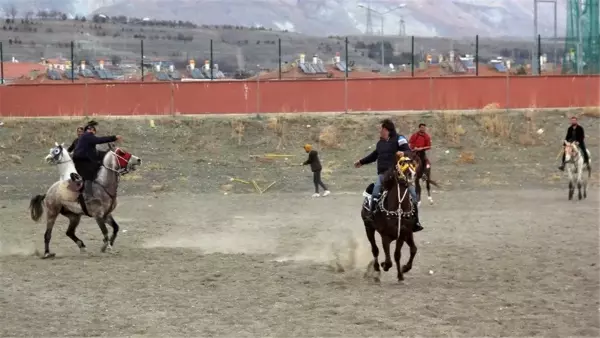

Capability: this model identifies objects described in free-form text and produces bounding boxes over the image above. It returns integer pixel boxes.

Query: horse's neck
[96,155,119,195]
[58,152,76,180]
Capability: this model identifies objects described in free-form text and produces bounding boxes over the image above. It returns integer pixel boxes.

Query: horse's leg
[577,181,582,200]
[426,168,433,204]
[415,179,422,206]
[105,214,120,246]
[64,213,86,253]
[568,181,574,200]
[395,229,404,282]
[95,217,112,253]
[43,211,59,259]
[381,235,393,272]
[401,230,418,274]
[364,223,381,282]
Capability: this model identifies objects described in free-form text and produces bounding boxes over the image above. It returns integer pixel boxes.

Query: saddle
[68,172,92,216]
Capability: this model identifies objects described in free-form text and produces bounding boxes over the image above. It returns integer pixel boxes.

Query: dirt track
[0,189,598,337]
[0,112,599,336]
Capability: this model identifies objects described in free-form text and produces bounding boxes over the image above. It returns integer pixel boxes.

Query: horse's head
[45,142,69,164]
[103,145,142,174]
[564,140,580,162]
[382,153,414,190]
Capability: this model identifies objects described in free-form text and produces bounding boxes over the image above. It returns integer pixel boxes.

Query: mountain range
[0,0,568,38]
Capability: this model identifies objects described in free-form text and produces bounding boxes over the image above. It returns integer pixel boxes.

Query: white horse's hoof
[42,252,56,259]
[80,247,87,254]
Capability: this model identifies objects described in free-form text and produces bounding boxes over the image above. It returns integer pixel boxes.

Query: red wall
[1,76,598,117]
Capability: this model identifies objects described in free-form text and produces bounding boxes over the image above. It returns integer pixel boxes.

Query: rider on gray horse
[354,119,423,232]
[72,121,122,202]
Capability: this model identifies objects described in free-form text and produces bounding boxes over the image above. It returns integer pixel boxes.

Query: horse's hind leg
[105,214,119,246]
[577,181,582,200]
[364,224,381,282]
[64,213,86,253]
[401,231,418,274]
[95,217,112,253]
[43,211,59,259]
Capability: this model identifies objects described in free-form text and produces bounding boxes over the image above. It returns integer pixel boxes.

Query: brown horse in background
[410,151,439,206]
[361,156,418,283]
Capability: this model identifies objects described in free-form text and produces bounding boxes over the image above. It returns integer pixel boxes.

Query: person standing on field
[302,144,331,197]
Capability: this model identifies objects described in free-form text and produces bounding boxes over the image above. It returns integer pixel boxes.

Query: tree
[5,4,17,21]
[110,55,122,65]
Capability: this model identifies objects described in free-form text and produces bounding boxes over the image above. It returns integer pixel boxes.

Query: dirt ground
[0,110,598,336]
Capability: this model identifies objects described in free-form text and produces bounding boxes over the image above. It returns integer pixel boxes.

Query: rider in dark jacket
[67,126,84,153]
[72,121,121,199]
[355,119,423,232]
[559,116,590,170]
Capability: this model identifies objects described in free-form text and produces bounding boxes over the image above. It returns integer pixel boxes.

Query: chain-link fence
[2,19,599,85]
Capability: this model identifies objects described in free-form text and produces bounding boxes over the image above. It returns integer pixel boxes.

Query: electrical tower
[398,16,406,36]
[365,0,374,35]
[563,0,600,74]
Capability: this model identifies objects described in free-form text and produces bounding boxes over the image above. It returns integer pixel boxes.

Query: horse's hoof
[401,265,411,273]
[428,197,434,205]
[417,201,421,207]
[42,252,56,259]
[80,247,87,254]
[373,276,381,283]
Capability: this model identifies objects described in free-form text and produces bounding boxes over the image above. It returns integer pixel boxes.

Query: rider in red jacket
[409,123,432,166]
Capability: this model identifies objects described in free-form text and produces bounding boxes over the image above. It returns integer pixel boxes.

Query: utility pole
[358,3,406,68]
[533,0,558,74]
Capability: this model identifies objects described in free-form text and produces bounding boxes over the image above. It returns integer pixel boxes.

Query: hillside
[0,18,549,73]
[0,0,568,38]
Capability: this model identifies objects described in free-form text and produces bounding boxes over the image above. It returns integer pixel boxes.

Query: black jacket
[73,132,117,162]
[360,134,411,174]
[67,137,79,153]
[565,125,585,144]
[303,150,322,172]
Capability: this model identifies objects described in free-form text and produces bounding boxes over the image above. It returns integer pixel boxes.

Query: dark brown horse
[361,156,418,282]
[410,151,439,206]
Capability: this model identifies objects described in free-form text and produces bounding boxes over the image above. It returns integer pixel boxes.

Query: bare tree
[5,4,17,21]
[25,11,34,21]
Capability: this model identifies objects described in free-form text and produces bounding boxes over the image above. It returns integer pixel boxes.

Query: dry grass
[318,125,341,149]
[518,110,538,146]
[482,102,501,111]
[479,114,512,139]
[266,117,286,150]
[230,120,245,145]
[457,151,476,164]
[581,106,600,118]
[435,112,466,146]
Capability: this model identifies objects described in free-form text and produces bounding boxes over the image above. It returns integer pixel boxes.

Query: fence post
[0,42,4,84]
[140,39,144,81]
[475,35,479,76]
[210,39,213,80]
[537,34,542,75]
[411,36,415,77]
[344,36,348,113]
[278,38,282,80]
[70,41,75,83]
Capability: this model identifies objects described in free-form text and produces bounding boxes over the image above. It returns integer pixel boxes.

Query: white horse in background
[563,140,591,200]
[45,142,78,181]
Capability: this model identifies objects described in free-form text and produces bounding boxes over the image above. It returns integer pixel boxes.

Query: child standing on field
[302,144,331,197]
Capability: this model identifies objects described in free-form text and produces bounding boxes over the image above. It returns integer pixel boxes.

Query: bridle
[102,148,133,176]
[378,158,415,219]
[49,145,72,165]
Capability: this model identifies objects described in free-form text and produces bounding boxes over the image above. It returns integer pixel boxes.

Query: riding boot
[84,180,99,203]
[412,202,424,233]
[558,153,565,171]
[366,197,378,221]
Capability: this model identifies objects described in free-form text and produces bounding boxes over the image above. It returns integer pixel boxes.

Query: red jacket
[409,132,431,150]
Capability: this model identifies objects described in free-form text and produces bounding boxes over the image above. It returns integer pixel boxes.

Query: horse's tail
[29,194,46,222]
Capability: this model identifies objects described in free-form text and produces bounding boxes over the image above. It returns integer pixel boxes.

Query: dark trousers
[416,150,427,165]
[313,170,328,193]
[563,142,589,164]
[74,159,100,181]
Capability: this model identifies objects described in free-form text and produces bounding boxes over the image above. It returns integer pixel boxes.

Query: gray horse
[29,145,142,258]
